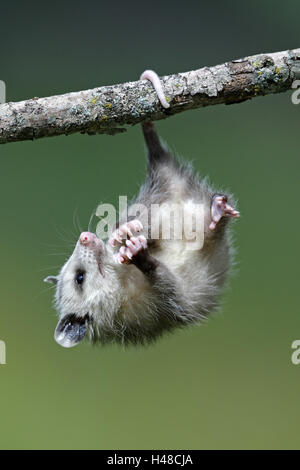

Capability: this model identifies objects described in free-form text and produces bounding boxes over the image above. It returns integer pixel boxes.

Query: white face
[45,232,106,348]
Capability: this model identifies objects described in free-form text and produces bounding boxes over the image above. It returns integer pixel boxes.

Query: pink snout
[79,232,104,276]
[79,232,98,246]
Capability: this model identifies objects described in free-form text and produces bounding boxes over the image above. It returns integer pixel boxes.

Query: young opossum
[45,70,239,348]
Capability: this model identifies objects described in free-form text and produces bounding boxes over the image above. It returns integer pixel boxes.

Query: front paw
[114,235,148,265]
[109,219,143,247]
[109,219,147,265]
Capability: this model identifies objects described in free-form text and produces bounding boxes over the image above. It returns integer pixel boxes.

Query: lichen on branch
[0,48,300,144]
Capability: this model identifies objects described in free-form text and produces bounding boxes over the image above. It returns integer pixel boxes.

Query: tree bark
[1,48,300,144]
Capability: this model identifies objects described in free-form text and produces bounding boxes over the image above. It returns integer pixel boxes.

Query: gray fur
[46,122,238,347]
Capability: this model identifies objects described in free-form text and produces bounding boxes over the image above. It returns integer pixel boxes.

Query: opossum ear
[44,275,58,285]
[54,313,89,348]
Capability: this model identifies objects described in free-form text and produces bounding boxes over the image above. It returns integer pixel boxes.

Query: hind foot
[109,219,143,247]
[209,195,239,230]
[114,235,148,265]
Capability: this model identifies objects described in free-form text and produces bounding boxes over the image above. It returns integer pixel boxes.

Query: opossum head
[45,231,107,348]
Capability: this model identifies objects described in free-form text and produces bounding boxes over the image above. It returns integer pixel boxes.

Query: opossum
[45,70,240,348]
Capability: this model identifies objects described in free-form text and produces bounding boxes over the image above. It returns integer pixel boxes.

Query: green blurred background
[0,0,299,450]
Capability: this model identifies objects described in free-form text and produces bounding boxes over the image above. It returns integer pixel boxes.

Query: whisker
[40,241,75,248]
[36,265,62,272]
[43,252,71,256]
[32,285,56,303]
[88,206,98,233]
[54,225,77,245]
[75,210,83,234]
[72,206,82,237]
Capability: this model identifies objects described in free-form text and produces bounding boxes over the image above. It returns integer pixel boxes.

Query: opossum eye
[75,271,85,285]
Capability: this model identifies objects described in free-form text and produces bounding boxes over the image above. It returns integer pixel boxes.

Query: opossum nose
[79,232,97,246]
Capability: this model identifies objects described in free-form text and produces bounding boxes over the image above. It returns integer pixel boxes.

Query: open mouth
[54,313,90,348]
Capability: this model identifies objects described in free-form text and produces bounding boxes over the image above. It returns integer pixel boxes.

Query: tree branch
[1,48,300,144]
